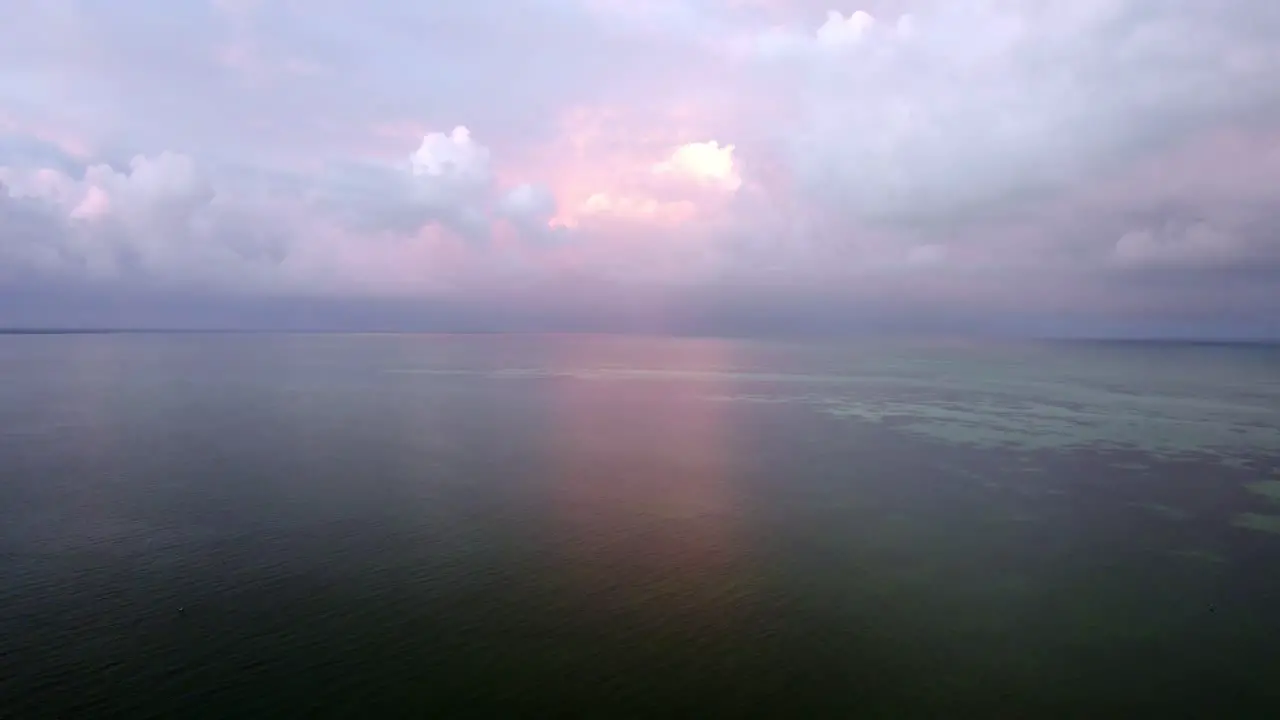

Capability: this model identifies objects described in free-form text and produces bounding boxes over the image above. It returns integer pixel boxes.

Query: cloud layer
[2,0,1280,334]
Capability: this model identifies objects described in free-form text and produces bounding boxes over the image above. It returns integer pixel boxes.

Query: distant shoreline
[1,328,1277,345]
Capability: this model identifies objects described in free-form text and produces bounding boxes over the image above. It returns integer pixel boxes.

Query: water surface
[2,334,1279,716]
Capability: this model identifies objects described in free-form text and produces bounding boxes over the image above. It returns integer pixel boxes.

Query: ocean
[2,333,1279,716]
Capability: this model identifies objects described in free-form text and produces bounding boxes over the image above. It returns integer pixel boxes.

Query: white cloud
[815,10,877,48]
[316,126,557,242]
[652,141,741,191]
[410,126,491,190]
[80,153,215,229]
[1,153,292,288]
[0,125,565,294]
[739,2,1280,223]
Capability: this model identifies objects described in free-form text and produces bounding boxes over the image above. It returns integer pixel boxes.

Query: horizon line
[1,328,1278,345]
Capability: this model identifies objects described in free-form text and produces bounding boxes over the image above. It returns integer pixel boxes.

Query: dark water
[2,334,1280,717]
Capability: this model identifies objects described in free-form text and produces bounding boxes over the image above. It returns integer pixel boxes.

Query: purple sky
[2,0,1279,335]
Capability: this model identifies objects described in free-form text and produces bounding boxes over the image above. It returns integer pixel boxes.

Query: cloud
[410,127,492,189]
[0,124,566,297]
[317,126,500,239]
[0,180,71,279]
[499,182,559,231]
[313,124,568,248]
[652,141,741,192]
[1,152,292,290]
[1113,224,1238,268]
[2,0,1280,333]
[906,243,947,267]
[815,10,879,47]
[741,2,1280,225]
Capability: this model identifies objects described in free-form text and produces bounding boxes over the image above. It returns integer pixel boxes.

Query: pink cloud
[69,185,111,220]
[0,112,94,159]
[506,104,744,237]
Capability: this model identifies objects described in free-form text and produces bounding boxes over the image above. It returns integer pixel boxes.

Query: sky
[2,0,1279,335]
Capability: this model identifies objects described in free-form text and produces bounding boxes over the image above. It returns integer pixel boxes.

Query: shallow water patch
[1245,481,1280,504]
[1231,513,1280,535]
[1169,549,1228,565]
[1133,503,1192,522]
